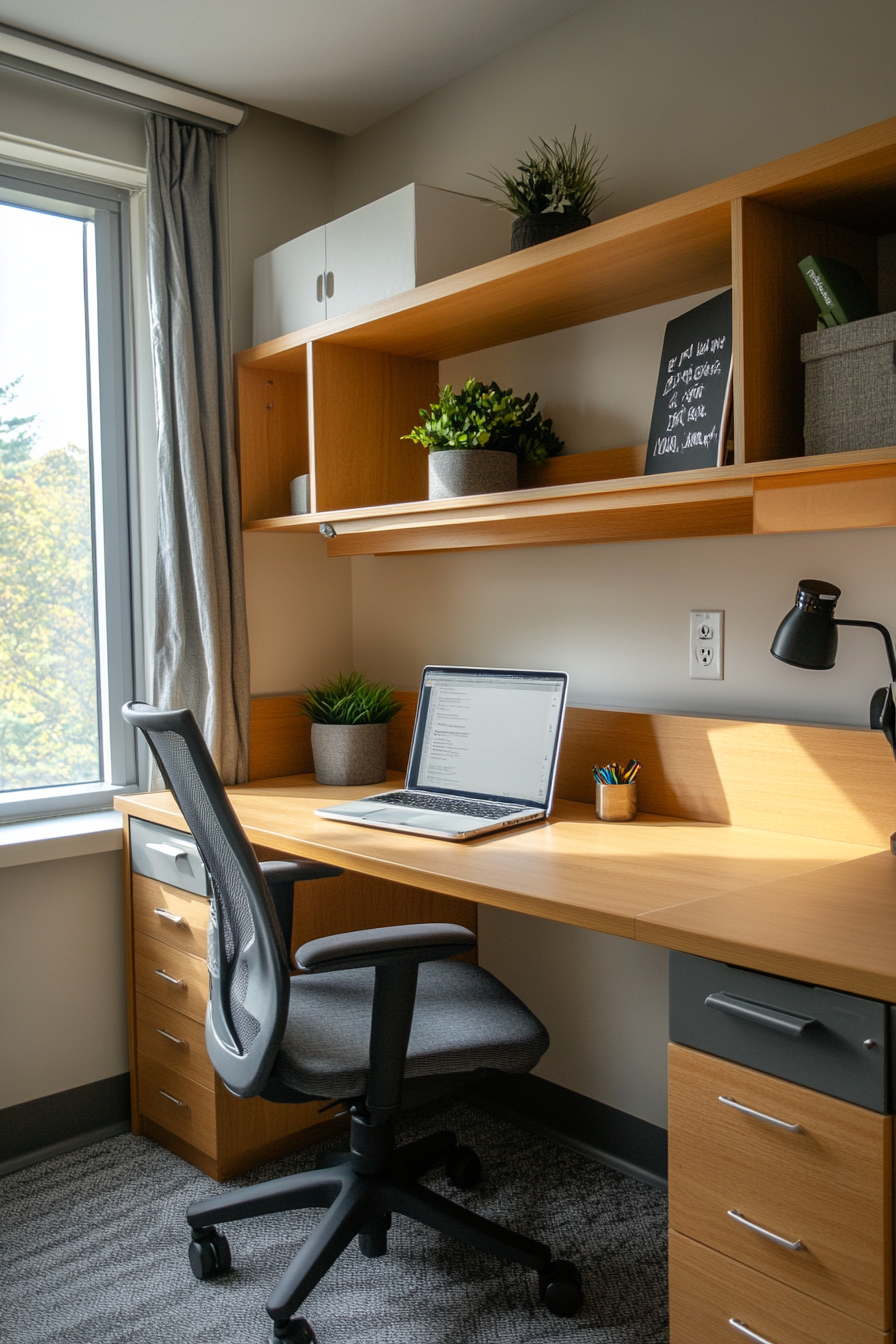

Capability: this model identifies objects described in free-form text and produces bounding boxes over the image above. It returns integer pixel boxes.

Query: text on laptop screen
[407,670,566,806]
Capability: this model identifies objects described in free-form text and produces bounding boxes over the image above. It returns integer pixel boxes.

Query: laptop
[315,665,568,841]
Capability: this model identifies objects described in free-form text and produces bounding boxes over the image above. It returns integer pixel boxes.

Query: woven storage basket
[801,312,896,455]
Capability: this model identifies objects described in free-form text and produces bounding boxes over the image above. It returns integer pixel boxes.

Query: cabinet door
[324,186,416,319]
[253,225,326,344]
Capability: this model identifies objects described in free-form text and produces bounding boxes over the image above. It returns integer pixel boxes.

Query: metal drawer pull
[727,1209,802,1251]
[153,907,185,925]
[719,1095,801,1132]
[154,969,185,987]
[705,991,816,1037]
[146,842,190,860]
[158,1089,187,1107]
[729,1319,777,1344]
[156,1028,185,1046]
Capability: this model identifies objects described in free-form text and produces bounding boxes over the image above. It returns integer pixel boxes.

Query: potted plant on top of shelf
[472,129,611,252]
[301,672,403,786]
[403,378,564,499]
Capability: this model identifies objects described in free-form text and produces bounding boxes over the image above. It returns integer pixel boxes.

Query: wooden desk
[117,773,891,996]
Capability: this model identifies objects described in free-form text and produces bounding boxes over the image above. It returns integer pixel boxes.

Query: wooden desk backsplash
[249,692,896,849]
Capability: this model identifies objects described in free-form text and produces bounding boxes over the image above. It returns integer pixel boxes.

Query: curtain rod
[0,22,247,134]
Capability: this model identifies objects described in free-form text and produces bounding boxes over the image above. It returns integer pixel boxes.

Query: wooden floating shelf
[243,447,896,557]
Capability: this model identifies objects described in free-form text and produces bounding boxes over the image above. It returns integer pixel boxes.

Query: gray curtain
[145,114,249,783]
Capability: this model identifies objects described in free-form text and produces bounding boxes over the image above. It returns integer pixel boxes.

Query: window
[0,163,139,820]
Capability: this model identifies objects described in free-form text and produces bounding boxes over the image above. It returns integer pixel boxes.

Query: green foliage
[0,441,100,790]
[0,378,38,476]
[300,672,403,726]
[403,378,564,467]
[472,129,610,219]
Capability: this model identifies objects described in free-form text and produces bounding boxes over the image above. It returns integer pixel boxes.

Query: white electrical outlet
[690,610,724,680]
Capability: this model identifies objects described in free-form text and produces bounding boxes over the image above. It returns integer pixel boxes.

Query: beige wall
[330,0,896,1127]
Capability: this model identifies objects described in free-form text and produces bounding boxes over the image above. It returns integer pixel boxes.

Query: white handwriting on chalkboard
[696,336,726,356]
[667,408,685,430]
[682,426,717,449]
[654,436,678,454]
[682,384,704,403]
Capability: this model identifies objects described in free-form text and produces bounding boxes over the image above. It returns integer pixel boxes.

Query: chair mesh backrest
[125,704,289,1096]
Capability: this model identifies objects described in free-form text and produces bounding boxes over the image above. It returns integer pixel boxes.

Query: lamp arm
[834,619,896,682]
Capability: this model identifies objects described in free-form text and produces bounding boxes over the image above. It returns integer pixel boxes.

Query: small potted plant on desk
[473,128,610,252]
[302,672,402,786]
[404,377,564,499]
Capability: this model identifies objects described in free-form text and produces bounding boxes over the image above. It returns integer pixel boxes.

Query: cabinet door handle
[727,1209,802,1251]
[729,1320,777,1344]
[325,271,334,299]
[719,1095,801,1132]
[705,991,816,1036]
[146,841,190,860]
[156,1028,185,1046]
[154,968,185,987]
[158,1089,187,1107]
[316,273,324,302]
[153,907,186,925]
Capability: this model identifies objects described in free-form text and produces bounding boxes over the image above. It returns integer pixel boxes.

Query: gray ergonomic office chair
[122,702,583,1343]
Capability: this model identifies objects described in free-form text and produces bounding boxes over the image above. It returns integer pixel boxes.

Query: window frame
[0,162,143,821]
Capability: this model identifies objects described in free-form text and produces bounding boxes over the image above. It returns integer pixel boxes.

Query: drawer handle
[146,842,191,861]
[154,968,185,987]
[153,907,186,925]
[719,1095,801,1132]
[705,991,816,1037]
[729,1320,777,1344]
[158,1089,187,1107]
[156,1028,185,1046]
[727,1209,802,1251]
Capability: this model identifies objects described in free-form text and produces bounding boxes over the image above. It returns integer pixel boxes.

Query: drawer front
[133,873,210,959]
[670,1230,891,1344]
[670,951,888,1111]
[134,932,208,1024]
[130,817,210,897]
[669,1044,893,1328]
[137,1055,216,1154]
[136,992,216,1088]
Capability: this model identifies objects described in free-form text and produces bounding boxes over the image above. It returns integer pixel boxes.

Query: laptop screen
[405,666,568,809]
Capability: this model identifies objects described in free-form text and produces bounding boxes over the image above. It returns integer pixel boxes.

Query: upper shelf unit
[235,117,896,553]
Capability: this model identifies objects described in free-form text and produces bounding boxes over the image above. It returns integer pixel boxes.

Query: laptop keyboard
[365,791,529,820]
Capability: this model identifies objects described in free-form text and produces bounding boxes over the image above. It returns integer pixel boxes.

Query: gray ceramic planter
[510,213,591,252]
[428,449,518,500]
[311,722,388,786]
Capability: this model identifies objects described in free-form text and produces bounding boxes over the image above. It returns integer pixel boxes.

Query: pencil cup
[596,782,637,822]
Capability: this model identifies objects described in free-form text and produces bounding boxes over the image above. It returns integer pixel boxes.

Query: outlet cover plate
[690,610,724,680]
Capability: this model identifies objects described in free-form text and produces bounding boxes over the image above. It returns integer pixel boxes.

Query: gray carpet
[0,1100,668,1344]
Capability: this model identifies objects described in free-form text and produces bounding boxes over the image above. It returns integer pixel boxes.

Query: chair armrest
[260,859,343,954]
[295,923,476,974]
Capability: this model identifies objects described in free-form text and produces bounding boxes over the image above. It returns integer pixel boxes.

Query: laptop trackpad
[402,813,470,831]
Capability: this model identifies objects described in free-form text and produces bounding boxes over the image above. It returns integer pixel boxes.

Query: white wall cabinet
[253,183,510,344]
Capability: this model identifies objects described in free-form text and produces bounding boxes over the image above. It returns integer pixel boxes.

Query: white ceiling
[0,0,595,136]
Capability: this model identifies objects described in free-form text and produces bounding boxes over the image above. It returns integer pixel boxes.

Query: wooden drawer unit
[132,873,210,959]
[669,1043,893,1329]
[137,1055,217,1153]
[135,992,216,1088]
[670,1230,892,1344]
[134,930,210,1022]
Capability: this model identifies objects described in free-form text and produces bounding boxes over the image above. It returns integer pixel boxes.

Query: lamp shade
[770,579,841,670]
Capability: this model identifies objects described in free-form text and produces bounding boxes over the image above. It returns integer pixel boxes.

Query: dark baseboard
[0,1073,131,1175]
[464,1073,667,1190]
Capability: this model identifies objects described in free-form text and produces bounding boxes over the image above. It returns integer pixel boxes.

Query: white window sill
[0,811,123,869]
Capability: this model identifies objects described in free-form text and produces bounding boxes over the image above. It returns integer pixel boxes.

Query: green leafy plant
[472,129,610,219]
[403,378,564,467]
[300,672,402,726]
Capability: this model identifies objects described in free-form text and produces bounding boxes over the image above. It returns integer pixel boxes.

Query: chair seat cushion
[269,960,549,1099]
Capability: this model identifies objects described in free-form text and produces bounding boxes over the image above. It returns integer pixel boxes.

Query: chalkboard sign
[644,289,733,475]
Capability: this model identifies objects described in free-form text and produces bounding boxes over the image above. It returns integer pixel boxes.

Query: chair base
[186,1126,570,1328]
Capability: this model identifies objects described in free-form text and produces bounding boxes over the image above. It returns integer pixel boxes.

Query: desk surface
[116,775,896,1002]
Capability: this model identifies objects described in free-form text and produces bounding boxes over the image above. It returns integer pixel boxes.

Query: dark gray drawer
[669,952,889,1112]
[130,817,210,897]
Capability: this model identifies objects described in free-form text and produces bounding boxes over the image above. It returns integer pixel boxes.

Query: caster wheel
[188,1227,231,1280]
[445,1144,482,1190]
[538,1260,584,1317]
[269,1318,318,1343]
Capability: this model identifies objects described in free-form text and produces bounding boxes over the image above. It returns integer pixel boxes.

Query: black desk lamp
[771,578,896,854]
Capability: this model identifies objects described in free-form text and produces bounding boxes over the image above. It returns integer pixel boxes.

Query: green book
[799,254,877,325]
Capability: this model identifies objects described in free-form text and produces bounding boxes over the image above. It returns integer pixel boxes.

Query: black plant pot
[510,213,591,253]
